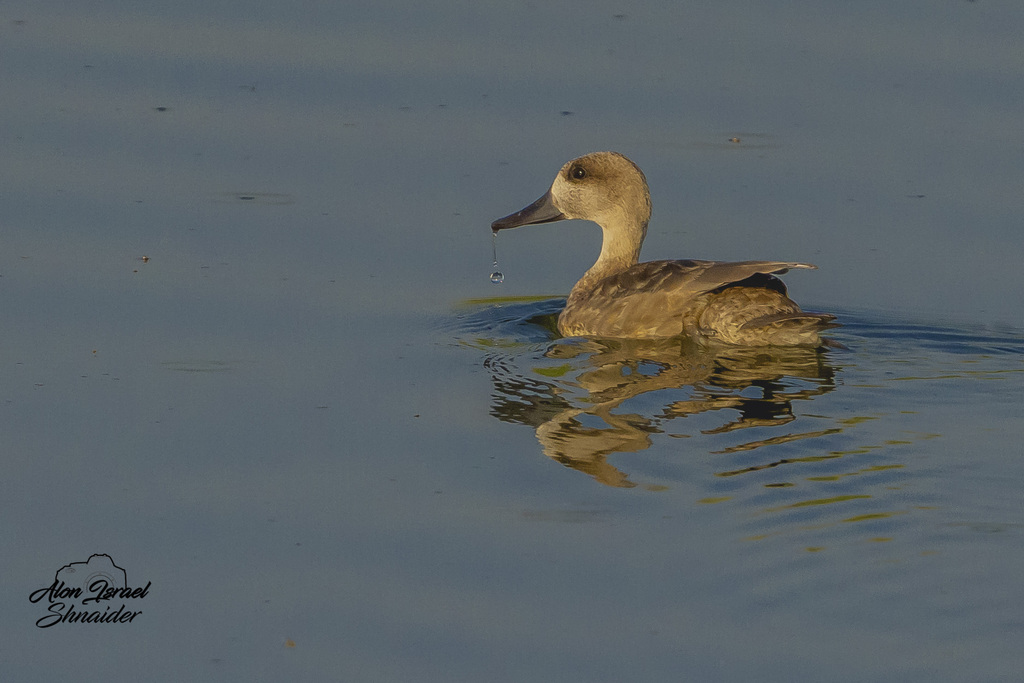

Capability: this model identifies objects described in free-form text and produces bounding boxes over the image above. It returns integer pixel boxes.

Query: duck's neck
[569,211,648,302]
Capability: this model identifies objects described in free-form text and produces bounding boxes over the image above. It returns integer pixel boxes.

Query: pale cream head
[548,151,652,234]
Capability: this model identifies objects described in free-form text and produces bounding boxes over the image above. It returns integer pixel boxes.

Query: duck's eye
[570,165,587,180]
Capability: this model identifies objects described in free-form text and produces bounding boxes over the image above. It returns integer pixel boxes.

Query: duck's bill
[491,191,566,232]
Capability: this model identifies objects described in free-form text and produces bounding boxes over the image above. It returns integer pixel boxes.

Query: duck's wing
[560,260,820,339]
[597,259,816,299]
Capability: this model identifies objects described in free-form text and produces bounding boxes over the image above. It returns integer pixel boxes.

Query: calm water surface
[2,0,1023,681]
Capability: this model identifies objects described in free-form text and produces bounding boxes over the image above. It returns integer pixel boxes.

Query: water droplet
[489,231,504,284]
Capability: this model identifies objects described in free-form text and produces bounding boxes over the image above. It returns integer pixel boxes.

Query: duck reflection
[485,333,837,487]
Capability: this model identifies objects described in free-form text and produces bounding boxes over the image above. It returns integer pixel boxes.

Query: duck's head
[491,151,652,234]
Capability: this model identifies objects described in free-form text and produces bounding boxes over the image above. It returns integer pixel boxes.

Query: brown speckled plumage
[492,152,837,346]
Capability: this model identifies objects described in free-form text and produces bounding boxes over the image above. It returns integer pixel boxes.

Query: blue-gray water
[3,1,1023,681]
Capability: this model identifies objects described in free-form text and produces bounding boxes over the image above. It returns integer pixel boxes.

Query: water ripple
[450,299,1024,547]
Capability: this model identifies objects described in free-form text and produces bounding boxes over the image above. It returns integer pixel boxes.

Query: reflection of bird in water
[485,337,836,487]
[492,152,837,346]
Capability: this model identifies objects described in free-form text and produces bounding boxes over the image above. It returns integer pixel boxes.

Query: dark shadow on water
[504,339,835,488]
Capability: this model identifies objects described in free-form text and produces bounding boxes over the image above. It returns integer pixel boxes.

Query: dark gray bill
[491,191,565,232]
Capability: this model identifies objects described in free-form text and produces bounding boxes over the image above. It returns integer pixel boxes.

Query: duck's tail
[738,311,840,347]
[699,285,839,347]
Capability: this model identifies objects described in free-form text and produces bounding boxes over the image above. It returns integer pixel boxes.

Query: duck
[491,151,837,346]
